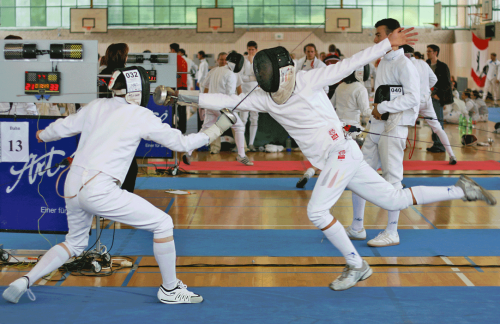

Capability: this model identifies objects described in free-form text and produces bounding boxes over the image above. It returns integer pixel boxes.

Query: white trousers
[63,166,174,257]
[419,97,455,157]
[239,111,259,145]
[307,139,413,229]
[483,79,499,101]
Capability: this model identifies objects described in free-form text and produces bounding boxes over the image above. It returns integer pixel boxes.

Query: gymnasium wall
[0,27,488,89]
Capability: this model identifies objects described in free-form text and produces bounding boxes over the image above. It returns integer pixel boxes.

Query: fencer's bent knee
[307,205,334,229]
[153,215,174,239]
[64,238,88,257]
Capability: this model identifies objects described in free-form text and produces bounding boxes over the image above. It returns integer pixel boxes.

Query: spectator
[450,76,457,90]
[319,52,326,61]
[170,43,188,134]
[426,44,454,153]
[179,48,197,91]
[414,51,422,60]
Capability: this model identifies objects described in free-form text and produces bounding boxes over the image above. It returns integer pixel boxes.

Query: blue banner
[135,95,173,158]
[0,116,78,234]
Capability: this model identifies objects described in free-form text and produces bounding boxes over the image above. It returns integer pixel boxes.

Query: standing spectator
[482,53,500,105]
[170,43,188,134]
[196,51,209,130]
[319,52,326,61]
[296,43,328,94]
[426,44,454,153]
[323,44,342,98]
[239,41,260,151]
[414,51,422,60]
[179,49,197,91]
[450,75,457,90]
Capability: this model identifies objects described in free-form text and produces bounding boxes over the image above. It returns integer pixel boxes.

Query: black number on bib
[9,140,22,152]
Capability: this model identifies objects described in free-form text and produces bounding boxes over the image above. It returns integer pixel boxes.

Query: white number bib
[0,122,29,162]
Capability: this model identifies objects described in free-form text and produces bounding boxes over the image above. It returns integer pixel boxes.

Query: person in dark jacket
[99,43,138,193]
[426,44,454,153]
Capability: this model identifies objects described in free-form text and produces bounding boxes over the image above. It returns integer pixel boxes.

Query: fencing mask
[226,51,244,73]
[374,85,404,120]
[253,46,295,105]
[354,65,370,82]
[108,66,150,107]
[461,134,478,146]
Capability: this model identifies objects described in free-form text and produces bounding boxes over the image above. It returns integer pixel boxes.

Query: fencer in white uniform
[2,66,237,305]
[239,41,260,151]
[444,97,468,123]
[404,45,457,164]
[0,102,38,115]
[183,52,253,166]
[463,90,479,121]
[348,21,420,248]
[170,32,496,291]
[196,53,209,92]
[482,53,500,105]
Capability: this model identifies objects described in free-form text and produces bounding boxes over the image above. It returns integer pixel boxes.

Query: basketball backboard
[197,8,234,33]
[70,8,108,33]
[325,9,362,33]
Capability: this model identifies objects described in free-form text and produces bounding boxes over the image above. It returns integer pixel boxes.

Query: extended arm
[38,105,88,142]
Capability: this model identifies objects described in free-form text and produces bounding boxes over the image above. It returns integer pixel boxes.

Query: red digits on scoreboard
[49,84,59,91]
[25,83,30,91]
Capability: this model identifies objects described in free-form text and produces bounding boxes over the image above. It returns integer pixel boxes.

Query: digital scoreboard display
[146,70,157,83]
[25,71,61,95]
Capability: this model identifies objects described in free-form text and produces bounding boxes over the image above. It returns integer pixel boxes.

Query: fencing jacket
[331,82,370,127]
[486,59,500,80]
[373,48,420,130]
[202,66,238,95]
[239,58,258,93]
[411,57,437,102]
[40,97,209,184]
[198,38,393,170]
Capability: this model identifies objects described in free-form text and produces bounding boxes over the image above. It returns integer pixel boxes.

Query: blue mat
[488,107,500,122]
[2,229,500,257]
[135,176,500,191]
[0,286,498,324]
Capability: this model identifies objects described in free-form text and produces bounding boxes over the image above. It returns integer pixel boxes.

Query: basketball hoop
[84,26,92,35]
[211,26,219,34]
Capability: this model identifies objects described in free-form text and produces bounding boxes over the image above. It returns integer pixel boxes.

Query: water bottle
[286,137,292,152]
[459,114,464,127]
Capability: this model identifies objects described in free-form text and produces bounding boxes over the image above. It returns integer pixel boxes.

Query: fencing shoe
[455,175,497,205]
[345,225,366,240]
[158,280,203,304]
[367,230,400,247]
[449,156,457,165]
[329,260,372,291]
[182,154,191,165]
[2,276,35,304]
[248,145,257,152]
[237,155,254,166]
[296,174,310,188]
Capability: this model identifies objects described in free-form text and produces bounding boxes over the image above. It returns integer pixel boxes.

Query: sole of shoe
[367,241,400,247]
[159,298,203,304]
[348,236,367,241]
[461,175,497,205]
[296,177,308,188]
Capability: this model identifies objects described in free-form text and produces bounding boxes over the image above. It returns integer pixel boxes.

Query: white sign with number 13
[0,122,29,162]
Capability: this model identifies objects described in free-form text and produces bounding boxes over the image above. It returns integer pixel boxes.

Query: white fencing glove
[202,108,237,143]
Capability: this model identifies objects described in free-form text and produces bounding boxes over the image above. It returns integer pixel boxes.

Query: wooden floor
[2,120,500,290]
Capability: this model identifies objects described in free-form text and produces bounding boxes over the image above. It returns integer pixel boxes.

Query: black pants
[121,158,138,193]
[431,98,445,150]
[175,87,187,134]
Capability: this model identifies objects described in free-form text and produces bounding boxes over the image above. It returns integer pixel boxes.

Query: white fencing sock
[154,240,177,290]
[249,125,258,146]
[26,245,69,286]
[435,128,455,158]
[323,220,363,268]
[386,210,400,234]
[304,167,315,178]
[234,129,246,157]
[351,193,366,231]
[411,186,464,205]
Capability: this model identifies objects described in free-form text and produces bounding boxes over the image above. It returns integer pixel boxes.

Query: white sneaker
[2,276,35,304]
[157,280,203,304]
[367,230,400,247]
[329,260,372,291]
[345,225,366,240]
[455,175,497,205]
[236,155,254,166]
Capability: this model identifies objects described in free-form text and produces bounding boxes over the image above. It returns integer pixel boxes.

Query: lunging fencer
[402,45,457,164]
[3,66,236,304]
[163,29,497,291]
